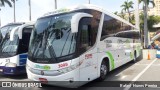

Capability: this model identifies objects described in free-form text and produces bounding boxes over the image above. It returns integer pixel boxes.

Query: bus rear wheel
[98,60,108,81]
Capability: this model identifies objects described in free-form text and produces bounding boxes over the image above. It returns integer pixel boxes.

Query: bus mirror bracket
[71,13,93,33]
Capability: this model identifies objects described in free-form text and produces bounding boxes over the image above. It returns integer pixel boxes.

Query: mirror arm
[71,13,93,33]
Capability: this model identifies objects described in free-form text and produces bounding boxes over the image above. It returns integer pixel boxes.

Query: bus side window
[78,17,92,53]
[101,15,115,40]
[80,25,92,52]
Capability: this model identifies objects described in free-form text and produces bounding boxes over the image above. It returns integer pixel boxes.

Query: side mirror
[71,13,93,33]
[18,22,35,39]
[10,27,19,41]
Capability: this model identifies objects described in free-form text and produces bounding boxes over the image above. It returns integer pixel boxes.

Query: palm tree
[121,0,134,22]
[139,0,155,48]
[139,0,155,8]
[114,11,118,15]
[0,0,12,7]
[11,0,17,22]
[0,0,12,26]
[135,0,140,30]
[54,0,57,9]
[88,0,90,4]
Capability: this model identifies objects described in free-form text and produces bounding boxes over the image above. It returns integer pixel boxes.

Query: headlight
[5,63,17,67]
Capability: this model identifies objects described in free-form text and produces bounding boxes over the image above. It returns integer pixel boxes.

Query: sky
[0,0,138,26]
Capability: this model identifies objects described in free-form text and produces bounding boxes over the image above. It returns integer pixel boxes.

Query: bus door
[17,25,33,66]
[78,17,98,81]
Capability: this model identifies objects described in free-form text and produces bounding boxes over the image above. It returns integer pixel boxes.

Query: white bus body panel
[0,55,18,66]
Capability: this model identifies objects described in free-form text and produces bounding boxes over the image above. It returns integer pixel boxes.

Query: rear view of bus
[0,22,34,75]
[26,4,142,87]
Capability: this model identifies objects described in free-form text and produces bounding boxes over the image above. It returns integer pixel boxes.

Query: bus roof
[42,4,137,29]
[2,22,25,27]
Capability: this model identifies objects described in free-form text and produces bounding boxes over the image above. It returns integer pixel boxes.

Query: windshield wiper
[46,38,57,62]
[60,28,71,56]
[43,29,57,62]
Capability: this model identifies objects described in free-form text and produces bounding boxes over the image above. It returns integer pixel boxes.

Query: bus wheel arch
[98,57,110,81]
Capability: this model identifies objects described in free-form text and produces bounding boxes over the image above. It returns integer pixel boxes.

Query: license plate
[39,78,48,84]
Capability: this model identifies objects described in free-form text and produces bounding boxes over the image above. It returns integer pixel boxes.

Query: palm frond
[4,0,12,7]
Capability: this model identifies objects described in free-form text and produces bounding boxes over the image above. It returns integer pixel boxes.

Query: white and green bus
[26,4,142,87]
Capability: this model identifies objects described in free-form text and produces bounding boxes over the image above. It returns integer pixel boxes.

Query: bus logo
[35,65,51,70]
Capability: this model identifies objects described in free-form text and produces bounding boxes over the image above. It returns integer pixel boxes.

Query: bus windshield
[0,32,19,58]
[0,24,22,38]
[28,13,77,63]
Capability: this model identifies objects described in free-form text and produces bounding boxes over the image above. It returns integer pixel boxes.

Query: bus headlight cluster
[5,63,17,67]
[58,63,81,74]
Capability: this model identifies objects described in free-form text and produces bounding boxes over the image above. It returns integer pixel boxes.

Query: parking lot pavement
[137,59,160,81]
[1,58,160,90]
[105,58,156,81]
[0,74,28,81]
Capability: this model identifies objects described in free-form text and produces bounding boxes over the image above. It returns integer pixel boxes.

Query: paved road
[1,57,160,90]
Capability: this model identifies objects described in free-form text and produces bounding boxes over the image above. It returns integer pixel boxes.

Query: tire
[98,60,108,81]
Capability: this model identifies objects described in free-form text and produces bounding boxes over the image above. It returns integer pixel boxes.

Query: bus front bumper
[26,68,83,88]
[0,66,26,75]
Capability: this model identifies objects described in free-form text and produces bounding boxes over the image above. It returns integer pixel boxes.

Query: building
[149,0,160,16]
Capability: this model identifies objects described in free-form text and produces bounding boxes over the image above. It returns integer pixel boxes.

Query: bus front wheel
[98,60,108,81]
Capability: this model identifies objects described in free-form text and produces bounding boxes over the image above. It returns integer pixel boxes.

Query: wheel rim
[100,64,107,77]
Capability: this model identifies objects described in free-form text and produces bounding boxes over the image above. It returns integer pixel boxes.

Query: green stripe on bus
[106,52,115,70]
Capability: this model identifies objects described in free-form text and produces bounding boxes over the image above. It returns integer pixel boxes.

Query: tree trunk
[0,9,1,27]
[144,0,148,48]
[29,0,31,21]
[13,0,16,22]
[54,0,57,9]
[135,0,140,30]
[127,9,131,22]
[88,0,90,4]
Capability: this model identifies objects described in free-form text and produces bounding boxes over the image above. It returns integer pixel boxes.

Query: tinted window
[79,18,91,53]
[101,14,138,40]
[101,15,115,40]
[78,10,101,54]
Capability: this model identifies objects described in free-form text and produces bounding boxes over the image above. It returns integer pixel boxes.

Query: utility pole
[29,0,31,21]
[54,0,57,9]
